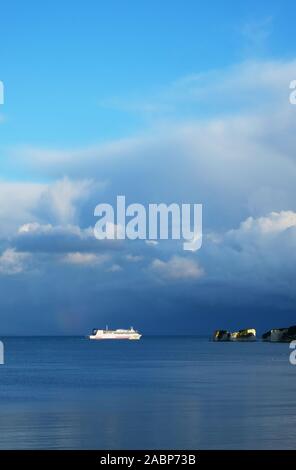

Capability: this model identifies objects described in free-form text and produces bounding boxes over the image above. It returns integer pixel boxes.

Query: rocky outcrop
[213,330,231,341]
[262,325,296,342]
[213,328,256,342]
[230,328,256,341]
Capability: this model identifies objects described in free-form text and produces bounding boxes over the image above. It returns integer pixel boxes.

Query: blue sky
[1,1,296,334]
[1,1,295,148]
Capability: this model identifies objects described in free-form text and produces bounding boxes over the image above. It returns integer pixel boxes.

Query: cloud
[150,255,204,281]
[1,59,296,332]
[203,211,296,291]
[107,264,123,272]
[0,248,29,275]
[0,182,46,236]
[18,222,92,237]
[62,252,110,266]
[34,176,97,225]
[7,60,296,238]
[125,254,143,262]
[0,177,105,237]
[83,58,296,119]
[227,210,296,239]
[14,222,122,254]
[14,137,142,173]
[145,240,158,246]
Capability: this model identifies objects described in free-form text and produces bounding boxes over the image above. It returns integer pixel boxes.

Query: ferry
[89,326,142,340]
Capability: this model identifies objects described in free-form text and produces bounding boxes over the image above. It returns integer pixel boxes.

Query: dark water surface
[0,336,295,449]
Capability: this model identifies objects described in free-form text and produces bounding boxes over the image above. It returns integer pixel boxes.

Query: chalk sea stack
[262,326,296,342]
[213,328,256,342]
[230,328,256,341]
[213,330,231,341]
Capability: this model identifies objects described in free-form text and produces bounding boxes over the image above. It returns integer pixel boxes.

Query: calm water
[0,336,295,449]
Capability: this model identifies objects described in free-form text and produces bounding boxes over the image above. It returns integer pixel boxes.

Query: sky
[1,0,296,335]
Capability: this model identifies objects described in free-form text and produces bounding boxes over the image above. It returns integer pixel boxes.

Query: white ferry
[89,326,142,340]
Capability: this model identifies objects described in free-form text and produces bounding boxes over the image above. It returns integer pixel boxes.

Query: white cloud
[0,182,46,236]
[203,211,296,290]
[91,58,296,118]
[107,264,123,272]
[7,60,296,241]
[0,177,103,237]
[62,252,109,266]
[18,222,93,238]
[36,176,96,225]
[14,138,141,170]
[0,248,29,275]
[228,211,296,238]
[125,254,143,262]
[150,255,204,281]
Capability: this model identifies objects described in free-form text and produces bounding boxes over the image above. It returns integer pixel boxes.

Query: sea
[0,336,295,449]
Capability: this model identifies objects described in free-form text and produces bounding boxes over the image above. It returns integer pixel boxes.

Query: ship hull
[89,334,142,340]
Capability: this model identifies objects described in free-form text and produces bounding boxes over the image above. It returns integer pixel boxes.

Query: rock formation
[213,328,256,341]
[262,326,296,342]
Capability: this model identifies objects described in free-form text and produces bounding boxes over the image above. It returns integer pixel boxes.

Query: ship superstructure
[89,326,141,340]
